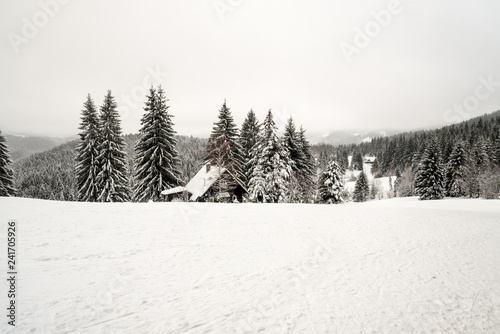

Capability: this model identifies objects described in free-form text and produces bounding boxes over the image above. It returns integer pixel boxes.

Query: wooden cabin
[161,164,247,202]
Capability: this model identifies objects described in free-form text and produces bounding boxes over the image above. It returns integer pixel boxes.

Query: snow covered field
[0,197,499,333]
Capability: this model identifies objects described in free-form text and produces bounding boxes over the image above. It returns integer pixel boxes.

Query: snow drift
[0,197,499,333]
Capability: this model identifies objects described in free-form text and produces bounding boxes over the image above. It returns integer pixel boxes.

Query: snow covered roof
[364,156,376,163]
[161,186,187,196]
[185,164,246,201]
[185,164,227,201]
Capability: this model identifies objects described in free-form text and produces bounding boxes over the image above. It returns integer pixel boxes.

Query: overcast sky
[1,0,500,138]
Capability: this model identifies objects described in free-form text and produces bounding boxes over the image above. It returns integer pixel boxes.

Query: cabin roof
[162,163,247,201]
[185,164,226,201]
[160,186,188,196]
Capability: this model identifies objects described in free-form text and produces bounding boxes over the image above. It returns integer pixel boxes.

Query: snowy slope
[0,197,499,333]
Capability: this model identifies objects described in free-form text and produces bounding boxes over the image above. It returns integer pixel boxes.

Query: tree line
[1,96,499,202]
[313,111,500,200]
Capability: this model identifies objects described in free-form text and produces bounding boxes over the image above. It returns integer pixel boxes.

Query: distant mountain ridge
[5,134,77,161]
[308,130,400,145]
[309,110,500,146]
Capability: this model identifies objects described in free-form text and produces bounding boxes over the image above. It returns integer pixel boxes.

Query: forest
[1,92,499,203]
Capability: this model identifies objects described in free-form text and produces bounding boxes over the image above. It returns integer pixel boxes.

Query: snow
[184,164,226,201]
[160,186,187,196]
[0,197,499,333]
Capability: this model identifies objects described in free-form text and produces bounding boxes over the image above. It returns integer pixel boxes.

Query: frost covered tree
[0,131,15,196]
[133,86,181,202]
[415,138,445,200]
[75,94,101,202]
[282,118,300,202]
[296,126,316,202]
[239,109,260,186]
[492,134,500,165]
[281,118,316,202]
[247,154,266,202]
[444,140,466,197]
[248,110,292,203]
[282,118,301,171]
[352,152,363,170]
[388,176,393,198]
[96,90,130,202]
[462,137,490,198]
[317,160,344,204]
[353,170,369,202]
[393,169,401,197]
[205,100,244,189]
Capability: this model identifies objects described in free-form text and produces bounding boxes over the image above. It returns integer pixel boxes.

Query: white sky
[1,0,500,138]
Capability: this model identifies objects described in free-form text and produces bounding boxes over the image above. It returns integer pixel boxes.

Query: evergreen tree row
[0,131,16,196]
[204,103,317,203]
[76,91,130,202]
[312,110,500,201]
[76,87,181,202]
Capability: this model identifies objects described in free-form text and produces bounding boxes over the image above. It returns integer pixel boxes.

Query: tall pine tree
[353,170,369,202]
[248,110,292,203]
[415,138,445,200]
[445,140,466,197]
[0,131,15,196]
[133,86,181,202]
[296,126,316,203]
[239,109,260,186]
[96,90,130,202]
[317,160,344,204]
[352,152,364,170]
[75,94,101,202]
[282,118,300,202]
[205,100,244,190]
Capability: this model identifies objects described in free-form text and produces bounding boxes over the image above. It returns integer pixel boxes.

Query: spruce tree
[445,140,466,197]
[317,160,344,204]
[282,118,300,202]
[96,90,130,202]
[339,150,349,172]
[394,169,401,197]
[248,110,292,203]
[205,100,244,188]
[352,152,364,170]
[492,134,500,165]
[353,171,369,202]
[415,138,445,200]
[75,94,101,202]
[282,118,301,171]
[133,86,181,202]
[247,162,266,202]
[0,131,16,196]
[388,176,393,198]
[296,126,316,203]
[461,137,490,198]
[239,109,260,186]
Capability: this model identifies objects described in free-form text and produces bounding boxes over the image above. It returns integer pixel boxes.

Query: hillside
[5,134,76,161]
[309,129,400,145]
[11,135,206,201]
[12,140,78,201]
[1,197,498,332]
[312,110,500,199]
